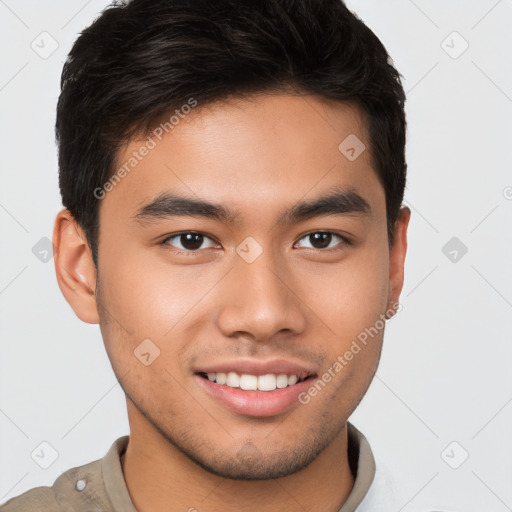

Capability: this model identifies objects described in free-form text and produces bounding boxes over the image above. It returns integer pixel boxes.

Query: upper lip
[195,358,317,380]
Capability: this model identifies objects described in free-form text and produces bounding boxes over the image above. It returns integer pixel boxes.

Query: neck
[121,402,355,512]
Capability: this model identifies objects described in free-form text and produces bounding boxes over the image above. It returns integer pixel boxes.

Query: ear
[52,209,100,324]
[386,206,411,319]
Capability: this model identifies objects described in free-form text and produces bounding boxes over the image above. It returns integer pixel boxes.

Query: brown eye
[309,232,332,249]
[180,233,204,250]
[296,232,347,250]
[163,232,217,252]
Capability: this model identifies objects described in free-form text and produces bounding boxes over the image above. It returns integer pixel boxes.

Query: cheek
[98,245,214,339]
[296,247,390,344]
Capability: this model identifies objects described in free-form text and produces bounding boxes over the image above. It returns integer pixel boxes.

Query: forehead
[100,93,384,226]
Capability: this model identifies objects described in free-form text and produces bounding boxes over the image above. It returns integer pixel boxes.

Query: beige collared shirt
[0,422,376,511]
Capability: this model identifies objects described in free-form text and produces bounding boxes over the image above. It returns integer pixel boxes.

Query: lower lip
[196,375,313,417]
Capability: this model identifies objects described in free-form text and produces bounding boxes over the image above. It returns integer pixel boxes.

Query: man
[1,0,411,510]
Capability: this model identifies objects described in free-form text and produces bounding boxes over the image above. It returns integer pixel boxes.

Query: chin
[171,428,336,481]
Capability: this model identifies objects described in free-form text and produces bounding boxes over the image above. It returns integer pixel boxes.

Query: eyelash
[160,231,350,255]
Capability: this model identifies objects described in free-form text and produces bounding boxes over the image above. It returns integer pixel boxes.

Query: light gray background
[1,1,511,510]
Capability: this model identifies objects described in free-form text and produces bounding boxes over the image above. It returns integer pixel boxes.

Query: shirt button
[76,479,86,491]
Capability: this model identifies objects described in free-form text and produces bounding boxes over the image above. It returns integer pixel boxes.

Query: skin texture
[53,93,410,512]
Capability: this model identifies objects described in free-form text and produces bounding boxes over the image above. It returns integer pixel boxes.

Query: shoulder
[356,458,404,511]
[0,486,60,512]
[0,455,104,512]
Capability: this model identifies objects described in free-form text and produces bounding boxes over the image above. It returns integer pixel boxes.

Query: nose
[215,248,307,342]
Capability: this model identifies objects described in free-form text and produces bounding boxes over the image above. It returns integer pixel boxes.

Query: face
[74,93,408,479]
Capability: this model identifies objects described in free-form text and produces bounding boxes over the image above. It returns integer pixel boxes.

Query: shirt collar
[337,422,376,511]
[102,435,137,512]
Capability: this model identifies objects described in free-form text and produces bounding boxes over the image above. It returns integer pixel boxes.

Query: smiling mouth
[197,371,314,391]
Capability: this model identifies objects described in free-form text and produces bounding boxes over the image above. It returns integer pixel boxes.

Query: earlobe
[52,209,100,324]
[386,206,411,319]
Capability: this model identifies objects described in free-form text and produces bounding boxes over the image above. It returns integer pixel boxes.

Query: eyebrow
[132,185,371,227]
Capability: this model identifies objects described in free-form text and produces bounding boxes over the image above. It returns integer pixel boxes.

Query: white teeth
[226,371,240,387]
[204,372,302,391]
[276,374,289,388]
[240,374,258,390]
[258,374,277,391]
[287,375,298,386]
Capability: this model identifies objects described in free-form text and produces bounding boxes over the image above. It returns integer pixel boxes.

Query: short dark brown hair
[56,0,407,267]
